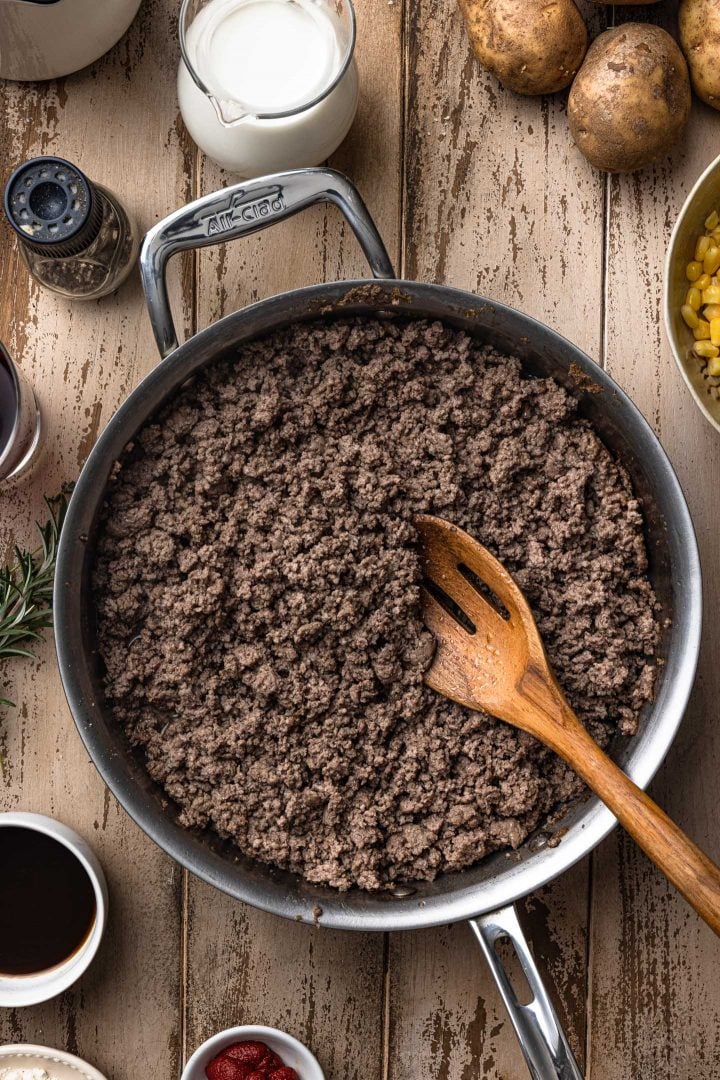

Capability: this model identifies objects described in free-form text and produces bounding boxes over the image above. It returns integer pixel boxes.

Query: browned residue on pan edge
[569,361,604,395]
[306,283,415,317]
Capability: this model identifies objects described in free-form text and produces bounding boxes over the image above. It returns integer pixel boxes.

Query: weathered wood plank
[402,0,606,356]
[0,1,190,1074]
[186,885,388,1079]
[183,0,404,1073]
[589,7,720,1076]
[387,1,607,1075]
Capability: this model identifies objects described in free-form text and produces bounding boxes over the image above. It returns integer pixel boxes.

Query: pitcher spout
[209,94,251,126]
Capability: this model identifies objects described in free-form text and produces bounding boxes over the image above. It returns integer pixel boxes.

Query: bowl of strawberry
[208,1041,295,1080]
[181,1026,325,1080]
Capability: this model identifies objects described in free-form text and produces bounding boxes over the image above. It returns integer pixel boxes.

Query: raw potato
[459,0,588,95]
[679,0,720,111]
[568,24,691,173]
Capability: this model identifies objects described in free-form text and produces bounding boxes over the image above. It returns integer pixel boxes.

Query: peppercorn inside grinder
[4,156,139,300]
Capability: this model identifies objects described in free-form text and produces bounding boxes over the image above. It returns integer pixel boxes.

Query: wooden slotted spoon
[417,514,720,936]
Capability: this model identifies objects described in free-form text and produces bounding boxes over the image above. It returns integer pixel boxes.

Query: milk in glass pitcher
[177,0,359,177]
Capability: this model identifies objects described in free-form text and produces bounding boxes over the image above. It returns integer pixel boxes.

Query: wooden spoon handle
[549,714,720,937]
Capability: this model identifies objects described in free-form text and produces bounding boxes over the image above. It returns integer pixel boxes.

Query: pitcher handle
[139,167,396,359]
[470,905,584,1080]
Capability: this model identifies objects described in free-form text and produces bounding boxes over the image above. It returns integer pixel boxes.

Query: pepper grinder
[3,156,139,301]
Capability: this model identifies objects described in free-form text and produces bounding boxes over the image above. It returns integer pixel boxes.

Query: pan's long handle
[470,906,584,1080]
[140,167,395,359]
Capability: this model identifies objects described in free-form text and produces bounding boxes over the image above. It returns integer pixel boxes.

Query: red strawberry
[224,1043,270,1069]
[259,1050,283,1070]
[269,1069,299,1080]
[245,1072,268,1080]
[205,1054,247,1080]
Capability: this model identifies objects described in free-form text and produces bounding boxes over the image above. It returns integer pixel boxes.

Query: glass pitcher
[177,0,359,177]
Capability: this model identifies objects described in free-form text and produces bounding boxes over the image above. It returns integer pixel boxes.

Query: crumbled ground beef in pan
[94,318,660,890]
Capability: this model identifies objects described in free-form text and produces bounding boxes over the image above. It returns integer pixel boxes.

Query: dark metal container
[0,343,42,485]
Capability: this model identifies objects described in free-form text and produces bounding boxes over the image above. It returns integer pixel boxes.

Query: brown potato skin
[568,24,691,172]
[679,0,720,110]
[459,0,588,96]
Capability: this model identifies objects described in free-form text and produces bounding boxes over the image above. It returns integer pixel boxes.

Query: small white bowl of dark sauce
[0,812,108,1007]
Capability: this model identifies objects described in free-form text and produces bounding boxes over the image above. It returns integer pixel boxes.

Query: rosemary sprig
[0,489,71,707]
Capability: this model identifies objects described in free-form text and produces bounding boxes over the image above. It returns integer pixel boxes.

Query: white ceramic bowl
[0,813,108,1008]
[0,1044,108,1080]
[181,1026,325,1080]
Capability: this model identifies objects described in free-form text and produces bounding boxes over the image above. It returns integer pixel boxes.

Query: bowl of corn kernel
[665,154,720,434]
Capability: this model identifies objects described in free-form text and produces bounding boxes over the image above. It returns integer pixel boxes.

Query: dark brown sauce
[0,826,97,976]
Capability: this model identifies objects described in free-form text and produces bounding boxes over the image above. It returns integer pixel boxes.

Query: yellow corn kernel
[696,273,712,290]
[687,261,703,281]
[682,304,700,328]
[712,228,720,243]
[696,235,711,260]
[708,357,720,376]
[704,246,720,275]
[710,318,720,345]
[706,248,720,274]
[694,340,719,358]
[686,287,702,310]
[703,304,720,319]
[706,211,719,231]
[702,286,720,304]
[694,319,711,339]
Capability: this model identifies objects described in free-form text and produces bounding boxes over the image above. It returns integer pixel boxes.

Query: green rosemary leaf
[0,488,71,670]
[1,647,39,660]
[0,626,45,640]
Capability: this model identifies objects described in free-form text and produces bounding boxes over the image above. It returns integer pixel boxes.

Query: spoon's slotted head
[416,513,568,738]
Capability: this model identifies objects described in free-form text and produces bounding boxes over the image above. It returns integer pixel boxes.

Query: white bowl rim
[663,149,720,435]
[181,1025,325,1080]
[0,1043,109,1080]
[0,812,108,1008]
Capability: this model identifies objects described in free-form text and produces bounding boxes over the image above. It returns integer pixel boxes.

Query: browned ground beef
[93,318,660,891]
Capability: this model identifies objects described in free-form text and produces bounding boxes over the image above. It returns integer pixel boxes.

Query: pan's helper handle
[470,906,584,1080]
[140,167,396,359]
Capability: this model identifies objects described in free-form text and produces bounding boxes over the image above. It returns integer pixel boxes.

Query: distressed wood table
[1,1,719,1077]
